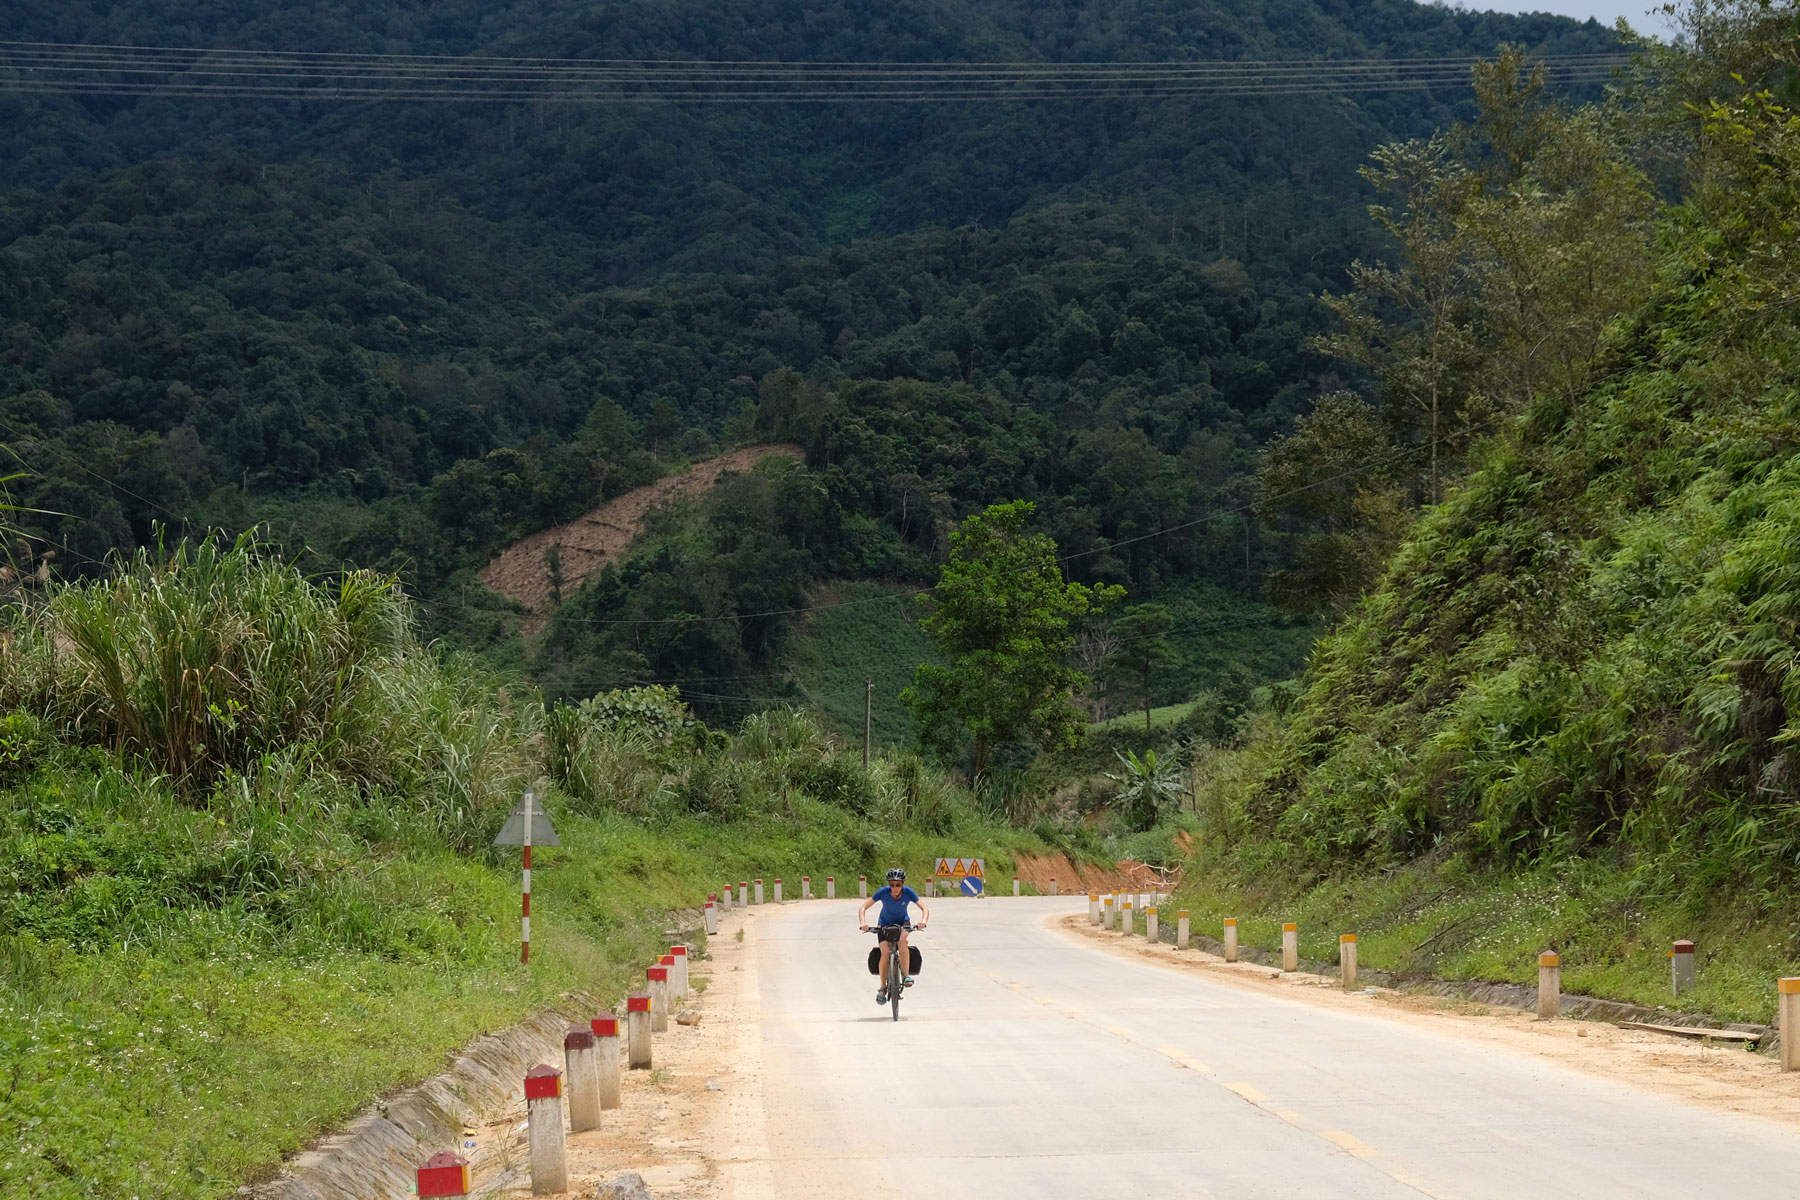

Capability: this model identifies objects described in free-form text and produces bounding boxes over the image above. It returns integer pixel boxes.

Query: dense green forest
[0,0,1618,722]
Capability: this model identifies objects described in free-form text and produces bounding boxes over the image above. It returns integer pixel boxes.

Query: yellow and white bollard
[1339,934,1358,988]
[1145,906,1158,942]
[1781,978,1800,1072]
[1119,897,1134,936]
[1102,895,1115,930]
[1176,910,1190,950]
[1224,917,1239,962]
[1089,892,1101,924]
[1538,952,1561,1019]
[1281,922,1298,972]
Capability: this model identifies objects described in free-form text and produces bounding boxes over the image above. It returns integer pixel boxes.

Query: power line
[0,40,1633,104]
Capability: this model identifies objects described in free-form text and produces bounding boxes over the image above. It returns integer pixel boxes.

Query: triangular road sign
[493,790,561,846]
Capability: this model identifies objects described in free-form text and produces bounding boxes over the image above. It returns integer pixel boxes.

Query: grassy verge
[2,771,1044,1200]
[1172,849,1800,1027]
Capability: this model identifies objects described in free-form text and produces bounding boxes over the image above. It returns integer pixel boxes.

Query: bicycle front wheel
[890,946,902,1021]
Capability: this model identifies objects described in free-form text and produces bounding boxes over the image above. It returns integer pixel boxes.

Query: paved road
[744,896,1800,1199]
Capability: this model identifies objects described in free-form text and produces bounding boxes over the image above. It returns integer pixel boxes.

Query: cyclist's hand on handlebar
[859,925,871,932]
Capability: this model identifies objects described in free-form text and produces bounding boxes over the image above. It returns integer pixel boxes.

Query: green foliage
[904,501,1122,779]
[1240,15,1800,907]
[1101,602,1177,732]
[1108,748,1185,832]
[0,535,1045,1198]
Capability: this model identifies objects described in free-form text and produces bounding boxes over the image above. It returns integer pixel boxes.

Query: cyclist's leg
[876,940,891,1001]
[898,928,914,985]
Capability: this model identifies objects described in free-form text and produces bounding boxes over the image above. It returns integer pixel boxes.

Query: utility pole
[864,680,874,769]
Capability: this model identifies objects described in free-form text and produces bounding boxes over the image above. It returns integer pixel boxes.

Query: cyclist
[859,867,929,1005]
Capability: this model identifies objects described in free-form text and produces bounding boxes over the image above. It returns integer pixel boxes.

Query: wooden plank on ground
[1615,1020,1762,1045]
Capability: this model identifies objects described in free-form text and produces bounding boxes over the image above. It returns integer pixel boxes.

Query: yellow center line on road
[1225,1081,1268,1102]
[1322,1130,1380,1158]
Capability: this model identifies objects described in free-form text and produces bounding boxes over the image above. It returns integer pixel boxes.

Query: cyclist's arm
[857,897,875,925]
[912,898,931,927]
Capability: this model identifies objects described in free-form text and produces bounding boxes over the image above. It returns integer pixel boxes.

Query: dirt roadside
[466,906,768,1199]
[1056,913,1800,1129]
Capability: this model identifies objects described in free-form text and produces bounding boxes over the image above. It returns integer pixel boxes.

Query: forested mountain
[0,0,1620,713]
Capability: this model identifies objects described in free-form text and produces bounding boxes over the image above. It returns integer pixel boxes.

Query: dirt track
[477,445,802,625]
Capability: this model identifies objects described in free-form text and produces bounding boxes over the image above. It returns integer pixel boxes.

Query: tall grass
[0,535,532,839]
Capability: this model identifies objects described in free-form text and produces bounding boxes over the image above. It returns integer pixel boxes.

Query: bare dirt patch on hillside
[477,445,803,627]
[1013,852,1180,894]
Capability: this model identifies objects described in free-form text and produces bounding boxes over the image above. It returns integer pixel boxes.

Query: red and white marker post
[493,788,559,967]
[591,1012,622,1108]
[521,789,532,965]
[524,1064,567,1195]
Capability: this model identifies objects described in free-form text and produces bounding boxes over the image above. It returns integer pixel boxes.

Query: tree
[1108,748,1184,831]
[903,500,1122,780]
[1102,603,1177,731]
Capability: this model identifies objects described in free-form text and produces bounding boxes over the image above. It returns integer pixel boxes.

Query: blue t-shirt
[873,885,919,927]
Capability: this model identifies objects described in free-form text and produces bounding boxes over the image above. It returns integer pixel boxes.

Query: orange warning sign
[935,857,954,875]
[934,857,985,878]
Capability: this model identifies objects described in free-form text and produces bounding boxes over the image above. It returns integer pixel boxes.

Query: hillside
[478,444,802,622]
[1164,5,1800,1022]
[0,2,1619,702]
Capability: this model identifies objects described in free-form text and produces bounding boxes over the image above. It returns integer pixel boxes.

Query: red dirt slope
[477,444,803,624]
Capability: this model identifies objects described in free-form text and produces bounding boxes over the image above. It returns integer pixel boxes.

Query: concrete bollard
[671,945,690,999]
[591,1013,622,1108]
[1146,906,1158,942]
[1781,979,1800,1072]
[1671,940,1696,997]
[626,994,652,1069]
[1177,910,1190,950]
[859,875,868,898]
[564,1025,601,1133]
[1101,896,1114,930]
[738,881,748,906]
[1088,892,1100,924]
[827,876,836,899]
[648,966,670,1032]
[524,1065,567,1195]
[1281,923,1298,972]
[1013,877,1021,897]
[1538,952,1561,1019]
[704,899,718,935]
[1050,877,1058,895]
[802,876,811,899]
[721,884,733,911]
[773,878,783,903]
[417,1152,470,1198]
[1340,935,1358,989]
[1224,917,1239,962]
[1120,898,1134,936]
[754,879,764,905]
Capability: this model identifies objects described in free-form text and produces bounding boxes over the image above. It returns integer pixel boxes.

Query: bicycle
[864,922,922,1020]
